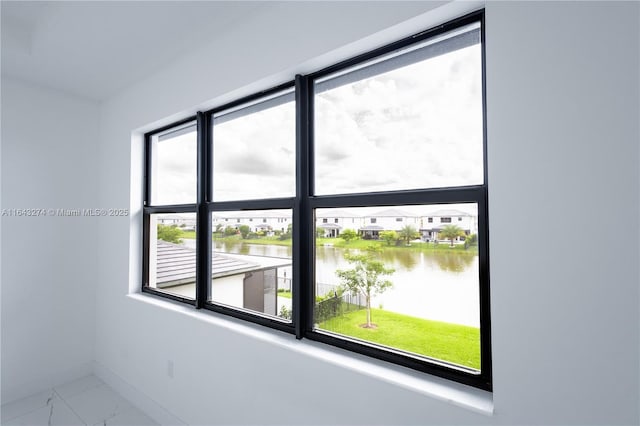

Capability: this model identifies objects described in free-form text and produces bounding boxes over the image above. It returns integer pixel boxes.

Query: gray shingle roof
[369,208,415,218]
[156,241,261,286]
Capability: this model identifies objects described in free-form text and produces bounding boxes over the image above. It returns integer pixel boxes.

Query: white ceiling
[1,1,271,101]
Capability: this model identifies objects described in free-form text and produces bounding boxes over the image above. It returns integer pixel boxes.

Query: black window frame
[142,10,491,391]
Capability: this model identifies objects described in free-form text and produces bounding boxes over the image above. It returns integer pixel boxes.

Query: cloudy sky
[151,31,482,206]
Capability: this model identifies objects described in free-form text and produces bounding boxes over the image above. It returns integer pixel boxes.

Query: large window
[143,11,490,390]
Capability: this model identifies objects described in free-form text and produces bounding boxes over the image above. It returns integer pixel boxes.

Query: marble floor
[1,375,158,426]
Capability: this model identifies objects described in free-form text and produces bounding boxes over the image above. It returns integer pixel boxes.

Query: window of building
[143,10,490,391]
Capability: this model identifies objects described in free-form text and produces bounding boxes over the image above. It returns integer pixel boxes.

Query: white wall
[1,78,99,403]
[95,2,639,425]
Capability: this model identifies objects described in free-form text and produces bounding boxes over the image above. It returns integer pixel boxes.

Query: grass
[320,308,480,370]
[181,232,477,254]
[277,290,292,299]
[318,238,477,253]
[181,230,196,239]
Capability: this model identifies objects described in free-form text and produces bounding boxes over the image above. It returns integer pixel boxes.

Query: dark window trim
[141,9,491,391]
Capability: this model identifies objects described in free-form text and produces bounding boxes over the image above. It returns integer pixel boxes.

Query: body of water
[211,241,480,327]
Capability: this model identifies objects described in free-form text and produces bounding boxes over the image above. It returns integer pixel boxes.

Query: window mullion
[195,111,212,309]
[294,74,312,339]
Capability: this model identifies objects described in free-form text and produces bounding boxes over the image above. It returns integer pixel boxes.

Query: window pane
[314,204,480,370]
[314,24,483,195]
[147,213,197,299]
[150,122,197,205]
[213,90,295,201]
[211,210,292,321]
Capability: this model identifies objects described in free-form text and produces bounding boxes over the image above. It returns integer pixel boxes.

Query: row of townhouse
[212,211,291,236]
[316,208,478,243]
[159,208,478,243]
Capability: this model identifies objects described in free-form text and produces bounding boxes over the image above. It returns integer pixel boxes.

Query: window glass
[314,204,480,370]
[314,24,483,195]
[210,210,293,321]
[150,122,197,205]
[213,90,295,201]
[147,213,197,299]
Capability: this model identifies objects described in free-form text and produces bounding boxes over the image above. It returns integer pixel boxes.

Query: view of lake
[210,241,480,328]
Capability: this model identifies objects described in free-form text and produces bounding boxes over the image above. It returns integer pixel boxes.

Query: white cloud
[155,41,484,204]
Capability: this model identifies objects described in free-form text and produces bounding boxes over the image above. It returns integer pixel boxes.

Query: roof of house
[368,208,415,218]
[156,240,262,286]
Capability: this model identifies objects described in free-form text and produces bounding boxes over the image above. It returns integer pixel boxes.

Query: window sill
[128,293,494,416]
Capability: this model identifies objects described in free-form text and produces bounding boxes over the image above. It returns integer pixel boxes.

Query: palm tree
[439,224,465,247]
[398,225,419,245]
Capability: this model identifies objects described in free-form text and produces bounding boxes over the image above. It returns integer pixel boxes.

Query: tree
[279,223,292,240]
[316,227,325,238]
[464,233,477,249]
[398,225,419,245]
[157,224,183,244]
[224,226,237,236]
[439,224,465,247]
[215,223,223,234]
[336,246,394,328]
[379,230,398,246]
[238,224,251,239]
[340,229,358,244]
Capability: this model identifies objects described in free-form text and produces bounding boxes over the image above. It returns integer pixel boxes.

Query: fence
[314,290,366,323]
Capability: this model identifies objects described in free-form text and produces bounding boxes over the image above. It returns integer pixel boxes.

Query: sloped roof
[368,208,415,218]
[156,240,261,286]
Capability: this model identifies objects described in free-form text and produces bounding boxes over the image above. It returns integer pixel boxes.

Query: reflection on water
[211,240,480,327]
[431,252,475,272]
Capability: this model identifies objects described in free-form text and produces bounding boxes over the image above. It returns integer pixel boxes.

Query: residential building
[360,208,420,239]
[157,214,196,231]
[420,209,478,243]
[316,209,363,238]
[212,211,291,235]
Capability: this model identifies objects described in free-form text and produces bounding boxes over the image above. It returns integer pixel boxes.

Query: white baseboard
[92,361,187,426]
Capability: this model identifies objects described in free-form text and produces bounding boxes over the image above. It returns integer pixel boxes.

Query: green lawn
[320,308,480,370]
[277,290,292,299]
[322,238,477,253]
[181,232,477,254]
[181,230,196,239]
